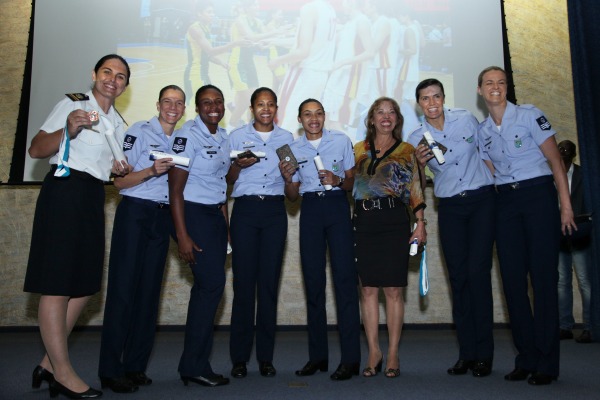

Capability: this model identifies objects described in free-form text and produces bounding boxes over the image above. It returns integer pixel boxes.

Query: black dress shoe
[100,376,139,393]
[32,365,54,388]
[559,329,574,340]
[295,360,328,376]
[528,372,557,385]
[576,330,592,343]
[471,360,492,377]
[330,363,359,381]
[259,361,276,377]
[181,373,230,387]
[231,362,247,378]
[49,380,102,399]
[504,367,531,381]
[447,359,474,375]
[125,371,152,386]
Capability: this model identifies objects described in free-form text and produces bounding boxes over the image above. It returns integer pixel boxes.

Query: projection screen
[22,0,503,181]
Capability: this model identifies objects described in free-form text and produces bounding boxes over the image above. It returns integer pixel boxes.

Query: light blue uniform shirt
[119,117,173,203]
[290,129,355,195]
[478,101,554,185]
[170,116,230,204]
[408,108,494,198]
[228,122,293,197]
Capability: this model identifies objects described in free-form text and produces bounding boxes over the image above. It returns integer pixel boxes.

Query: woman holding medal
[408,78,495,378]
[279,98,361,381]
[227,87,293,378]
[24,54,131,399]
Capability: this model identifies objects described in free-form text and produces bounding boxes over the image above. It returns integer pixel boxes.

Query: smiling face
[478,69,508,107]
[157,88,186,128]
[250,90,277,132]
[196,88,225,133]
[298,101,325,138]
[417,84,445,124]
[370,100,398,135]
[92,58,128,102]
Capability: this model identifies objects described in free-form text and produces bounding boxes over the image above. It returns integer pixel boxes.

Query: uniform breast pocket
[504,131,529,157]
[200,148,220,160]
[76,129,106,146]
[483,139,503,162]
[443,135,470,163]
[328,154,344,173]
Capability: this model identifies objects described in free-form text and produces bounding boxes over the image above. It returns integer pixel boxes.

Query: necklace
[374,135,393,154]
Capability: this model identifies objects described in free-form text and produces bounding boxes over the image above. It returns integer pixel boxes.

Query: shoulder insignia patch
[65,93,89,101]
[172,137,187,154]
[123,134,137,151]
[536,116,552,131]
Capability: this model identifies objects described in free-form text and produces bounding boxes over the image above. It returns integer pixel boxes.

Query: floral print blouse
[353,139,425,213]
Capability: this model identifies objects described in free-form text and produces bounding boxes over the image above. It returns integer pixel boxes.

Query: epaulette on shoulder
[328,129,348,137]
[447,107,468,114]
[518,104,535,110]
[229,125,244,135]
[65,93,89,101]
[408,124,424,137]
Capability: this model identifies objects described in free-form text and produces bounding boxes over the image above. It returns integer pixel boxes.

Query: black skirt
[24,168,105,296]
[353,200,411,287]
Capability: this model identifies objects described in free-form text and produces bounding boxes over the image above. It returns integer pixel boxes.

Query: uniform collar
[194,115,227,142]
[484,101,516,130]
[149,116,165,136]
[86,90,122,128]
[443,108,459,123]
[298,128,333,148]
[247,121,283,140]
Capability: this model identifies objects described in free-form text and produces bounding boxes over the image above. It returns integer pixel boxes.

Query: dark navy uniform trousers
[98,196,171,378]
[299,191,361,365]
[229,196,288,364]
[438,188,495,362]
[495,178,561,377]
[178,201,228,377]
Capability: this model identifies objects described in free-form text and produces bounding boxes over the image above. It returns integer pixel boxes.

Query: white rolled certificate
[314,155,332,190]
[149,150,190,167]
[423,131,445,165]
[105,128,127,163]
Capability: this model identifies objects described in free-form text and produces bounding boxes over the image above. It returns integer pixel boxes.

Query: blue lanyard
[419,245,429,296]
[54,121,70,177]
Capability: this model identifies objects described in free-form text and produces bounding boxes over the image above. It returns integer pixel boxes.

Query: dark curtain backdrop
[567,0,600,340]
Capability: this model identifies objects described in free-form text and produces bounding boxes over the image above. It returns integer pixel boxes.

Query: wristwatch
[336,177,345,188]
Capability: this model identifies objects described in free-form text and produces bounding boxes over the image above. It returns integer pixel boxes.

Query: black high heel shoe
[362,357,383,377]
[49,380,102,399]
[32,365,54,388]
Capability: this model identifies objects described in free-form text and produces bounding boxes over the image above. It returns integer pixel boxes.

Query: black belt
[356,197,401,211]
[237,195,284,201]
[495,175,553,193]
[50,164,102,182]
[123,195,170,209]
[184,200,224,210]
[452,185,494,198]
[302,190,347,198]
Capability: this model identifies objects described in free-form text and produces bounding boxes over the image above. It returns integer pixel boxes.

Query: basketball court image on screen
[24,0,503,182]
